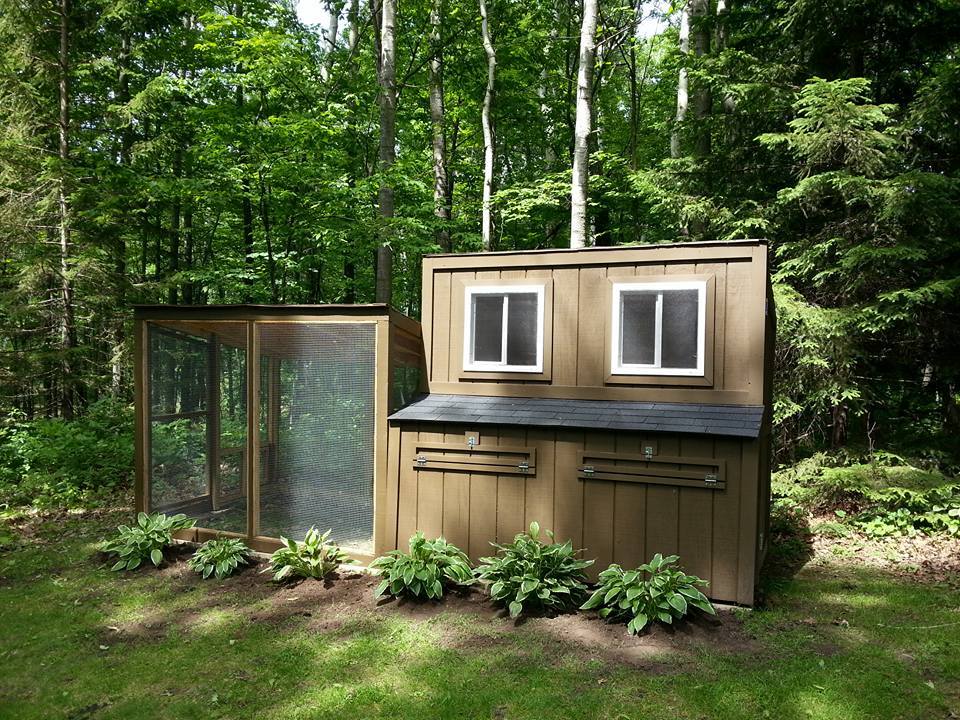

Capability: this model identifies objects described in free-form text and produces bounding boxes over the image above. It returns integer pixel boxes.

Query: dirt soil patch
[94,546,757,672]
[812,528,960,587]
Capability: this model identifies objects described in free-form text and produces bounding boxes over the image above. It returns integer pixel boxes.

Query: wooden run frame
[133,304,423,565]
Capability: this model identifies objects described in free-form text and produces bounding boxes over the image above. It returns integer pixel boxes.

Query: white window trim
[463,284,545,373]
[610,280,707,377]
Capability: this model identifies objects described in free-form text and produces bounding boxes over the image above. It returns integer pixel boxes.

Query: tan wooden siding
[391,422,757,604]
[421,242,768,405]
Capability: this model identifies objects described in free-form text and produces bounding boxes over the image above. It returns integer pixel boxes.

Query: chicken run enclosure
[133,305,424,560]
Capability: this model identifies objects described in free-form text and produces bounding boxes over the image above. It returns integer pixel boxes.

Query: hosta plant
[475,522,593,618]
[371,532,474,600]
[267,527,353,581]
[580,554,715,634]
[188,537,251,579]
[102,512,195,571]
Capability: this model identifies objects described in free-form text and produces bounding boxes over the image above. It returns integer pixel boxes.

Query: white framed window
[611,280,707,376]
[463,285,545,372]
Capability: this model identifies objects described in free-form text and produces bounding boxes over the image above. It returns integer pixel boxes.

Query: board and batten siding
[391,421,759,605]
[422,241,768,406]
[388,241,773,606]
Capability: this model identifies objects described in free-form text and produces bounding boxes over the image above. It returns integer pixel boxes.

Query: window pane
[472,294,504,362]
[661,289,700,369]
[506,293,539,366]
[620,292,657,365]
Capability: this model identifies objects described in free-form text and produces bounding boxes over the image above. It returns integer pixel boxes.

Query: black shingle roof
[388,394,764,438]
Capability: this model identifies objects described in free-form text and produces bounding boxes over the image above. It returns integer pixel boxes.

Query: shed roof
[388,394,764,438]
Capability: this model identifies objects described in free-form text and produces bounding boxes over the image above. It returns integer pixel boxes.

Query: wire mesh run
[256,322,376,553]
[147,321,248,534]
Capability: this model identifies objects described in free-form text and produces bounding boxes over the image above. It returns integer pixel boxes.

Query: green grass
[0,511,957,720]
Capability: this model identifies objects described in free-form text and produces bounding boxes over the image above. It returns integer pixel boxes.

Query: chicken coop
[134,240,773,605]
[133,305,423,561]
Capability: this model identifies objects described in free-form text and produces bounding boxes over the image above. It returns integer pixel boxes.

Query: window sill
[604,371,714,387]
[459,369,553,382]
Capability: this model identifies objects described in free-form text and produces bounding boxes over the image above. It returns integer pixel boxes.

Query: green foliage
[475,522,592,618]
[580,554,715,634]
[267,527,353,582]
[371,532,474,601]
[188,537,251,580]
[102,512,195,571]
[758,77,897,177]
[773,453,960,537]
[0,400,133,508]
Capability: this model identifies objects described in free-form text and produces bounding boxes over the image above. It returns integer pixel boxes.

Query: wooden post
[246,321,260,539]
[133,317,148,514]
[207,334,221,510]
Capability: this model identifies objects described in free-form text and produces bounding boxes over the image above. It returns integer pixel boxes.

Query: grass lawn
[0,508,958,720]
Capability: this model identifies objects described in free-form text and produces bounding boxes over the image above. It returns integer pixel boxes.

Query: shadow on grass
[758,500,815,604]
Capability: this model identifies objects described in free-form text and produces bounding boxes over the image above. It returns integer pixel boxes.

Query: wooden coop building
[133,239,773,605]
[387,240,773,605]
[133,305,423,562]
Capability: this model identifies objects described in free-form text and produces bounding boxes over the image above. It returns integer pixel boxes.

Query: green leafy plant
[475,522,593,618]
[188,537,251,579]
[102,511,195,571]
[371,532,474,600]
[580,554,715,634]
[266,527,353,581]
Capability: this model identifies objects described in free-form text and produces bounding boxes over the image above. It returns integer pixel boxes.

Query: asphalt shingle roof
[388,394,764,438]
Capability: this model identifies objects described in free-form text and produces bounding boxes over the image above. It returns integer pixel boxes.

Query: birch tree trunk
[347,0,360,54]
[670,2,690,159]
[57,0,77,418]
[429,0,451,251]
[375,0,396,303]
[691,0,711,158]
[322,0,345,80]
[569,0,598,249]
[479,0,496,251]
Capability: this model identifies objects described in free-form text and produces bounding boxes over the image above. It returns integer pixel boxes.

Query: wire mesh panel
[147,321,248,534]
[256,322,376,553]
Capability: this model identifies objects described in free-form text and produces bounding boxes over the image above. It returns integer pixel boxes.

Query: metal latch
[517,461,529,472]
[582,465,595,476]
[415,455,428,466]
[704,473,718,484]
[467,435,477,448]
[644,446,654,460]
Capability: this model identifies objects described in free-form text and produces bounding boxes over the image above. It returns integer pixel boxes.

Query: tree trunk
[348,0,360,53]
[322,0,345,80]
[57,0,77,418]
[691,0,711,158]
[479,0,497,251]
[168,147,182,305]
[375,0,396,303]
[670,2,690,159]
[569,0,598,249]
[113,27,133,394]
[429,0,451,252]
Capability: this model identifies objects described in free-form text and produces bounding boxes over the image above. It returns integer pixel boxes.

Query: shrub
[371,532,474,600]
[475,522,592,618]
[103,512,195,571]
[580,554,715,634]
[188,537,251,579]
[267,527,353,581]
[854,485,960,537]
[0,399,134,508]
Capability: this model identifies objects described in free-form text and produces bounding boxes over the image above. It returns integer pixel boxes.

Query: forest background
[0,0,958,507]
